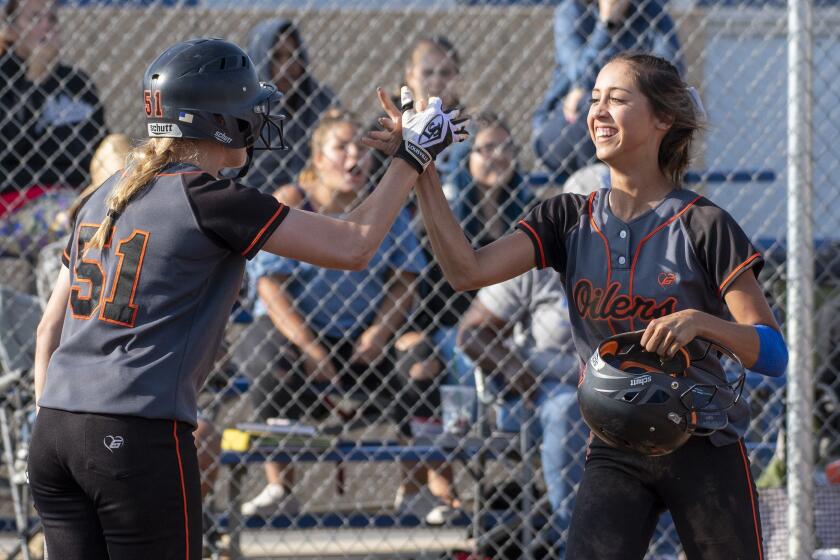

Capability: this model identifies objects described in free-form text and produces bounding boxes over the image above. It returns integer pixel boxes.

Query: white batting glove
[395,86,469,173]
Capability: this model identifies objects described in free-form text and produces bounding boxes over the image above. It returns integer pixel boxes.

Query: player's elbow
[36,314,62,350]
[342,232,375,271]
[449,271,482,293]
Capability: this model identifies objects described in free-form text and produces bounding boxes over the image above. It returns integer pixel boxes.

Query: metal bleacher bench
[218,433,533,559]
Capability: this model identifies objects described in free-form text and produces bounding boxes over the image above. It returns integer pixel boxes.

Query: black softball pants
[567,435,764,560]
[28,407,202,560]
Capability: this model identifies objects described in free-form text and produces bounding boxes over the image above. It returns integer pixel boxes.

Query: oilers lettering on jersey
[516,187,765,447]
[572,279,677,322]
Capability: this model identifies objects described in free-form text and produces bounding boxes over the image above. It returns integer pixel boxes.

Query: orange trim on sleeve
[172,421,191,560]
[718,252,761,296]
[62,249,70,261]
[242,203,287,256]
[517,220,546,268]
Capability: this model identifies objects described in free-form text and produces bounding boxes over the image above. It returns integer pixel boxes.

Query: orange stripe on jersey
[738,440,764,560]
[588,191,616,335]
[627,195,702,330]
[718,252,761,296]
[517,220,546,268]
[242,203,286,257]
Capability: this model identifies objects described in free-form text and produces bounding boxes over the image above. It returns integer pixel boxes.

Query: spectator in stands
[236,110,426,516]
[2,133,127,273]
[0,0,107,208]
[532,0,681,181]
[404,34,467,178]
[394,112,535,521]
[457,267,585,548]
[246,19,338,192]
[372,35,466,184]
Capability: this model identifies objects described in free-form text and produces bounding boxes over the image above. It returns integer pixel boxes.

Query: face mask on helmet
[251,87,288,151]
[228,85,288,179]
[578,330,746,456]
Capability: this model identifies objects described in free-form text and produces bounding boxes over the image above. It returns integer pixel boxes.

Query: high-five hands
[362,86,469,173]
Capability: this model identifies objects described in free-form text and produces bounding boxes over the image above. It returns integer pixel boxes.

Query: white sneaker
[425,503,462,526]
[393,486,442,519]
[241,484,300,516]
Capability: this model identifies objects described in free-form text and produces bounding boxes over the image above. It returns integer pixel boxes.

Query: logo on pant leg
[104,435,125,453]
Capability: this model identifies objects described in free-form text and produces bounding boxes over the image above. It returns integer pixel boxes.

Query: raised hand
[363,86,469,174]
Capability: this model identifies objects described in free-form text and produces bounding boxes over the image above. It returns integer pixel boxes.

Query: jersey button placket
[616,230,630,269]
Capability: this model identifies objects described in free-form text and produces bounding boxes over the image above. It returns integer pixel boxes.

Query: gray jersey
[40,163,289,425]
[517,188,763,445]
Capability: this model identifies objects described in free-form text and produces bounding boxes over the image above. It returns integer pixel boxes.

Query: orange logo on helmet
[658,272,677,289]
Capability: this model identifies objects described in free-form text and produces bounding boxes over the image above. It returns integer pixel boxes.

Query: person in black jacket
[0,0,107,205]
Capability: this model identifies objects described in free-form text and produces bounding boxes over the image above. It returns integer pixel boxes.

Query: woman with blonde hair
[239,108,427,516]
[30,38,466,560]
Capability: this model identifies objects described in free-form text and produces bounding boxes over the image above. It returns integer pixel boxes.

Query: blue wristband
[752,324,788,378]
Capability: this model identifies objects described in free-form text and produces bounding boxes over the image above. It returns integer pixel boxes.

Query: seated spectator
[235,110,426,516]
[0,0,107,207]
[246,19,338,192]
[2,132,128,270]
[394,112,535,522]
[403,35,466,177]
[532,0,681,181]
[457,267,585,551]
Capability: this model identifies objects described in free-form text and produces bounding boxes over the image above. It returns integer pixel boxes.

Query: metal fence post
[786,0,815,554]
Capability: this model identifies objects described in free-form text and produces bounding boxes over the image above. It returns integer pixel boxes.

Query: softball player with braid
[30,38,467,560]
[366,53,786,559]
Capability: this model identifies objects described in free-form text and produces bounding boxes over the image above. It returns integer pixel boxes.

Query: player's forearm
[370,272,415,338]
[258,279,324,357]
[690,310,761,369]
[34,316,62,407]
[415,167,481,291]
[344,159,418,265]
[458,325,529,378]
[34,267,71,408]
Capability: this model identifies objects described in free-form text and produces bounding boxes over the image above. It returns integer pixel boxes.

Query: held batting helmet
[142,38,286,156]
[578,331,746,456]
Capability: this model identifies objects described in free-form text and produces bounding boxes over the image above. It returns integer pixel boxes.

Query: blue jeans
[494,380,585,537]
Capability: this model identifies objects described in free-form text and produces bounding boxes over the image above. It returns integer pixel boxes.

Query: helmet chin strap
[235,144,255,179]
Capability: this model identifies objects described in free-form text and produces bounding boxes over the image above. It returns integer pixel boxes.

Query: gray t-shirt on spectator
[477,268,579,385]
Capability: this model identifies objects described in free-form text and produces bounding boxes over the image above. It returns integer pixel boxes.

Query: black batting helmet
[578,331,746,456]
[142,38,286,153]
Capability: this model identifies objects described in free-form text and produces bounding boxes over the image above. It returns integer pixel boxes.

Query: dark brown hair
[409,34,460,70]
[473,111,512,137]
[610,52,703,187]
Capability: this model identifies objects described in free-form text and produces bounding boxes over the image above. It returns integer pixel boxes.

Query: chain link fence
[0,0,838,558]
